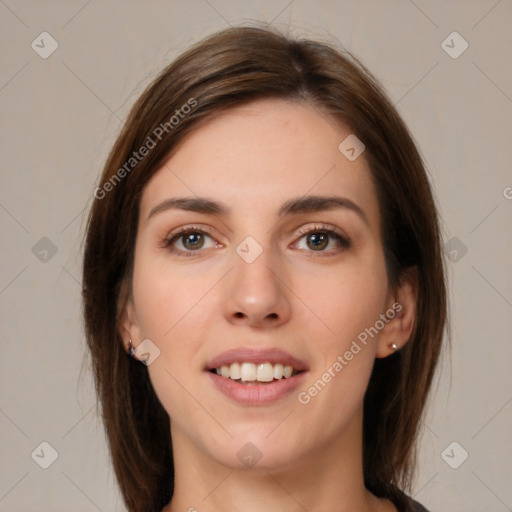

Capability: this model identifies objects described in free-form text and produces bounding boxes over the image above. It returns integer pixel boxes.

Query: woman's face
[122,98,412,470]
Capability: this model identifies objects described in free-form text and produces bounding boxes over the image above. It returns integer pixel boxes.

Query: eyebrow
[147,195,369,226]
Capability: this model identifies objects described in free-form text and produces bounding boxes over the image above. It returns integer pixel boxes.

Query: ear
[117,283,142,358]
[375,267,418,358]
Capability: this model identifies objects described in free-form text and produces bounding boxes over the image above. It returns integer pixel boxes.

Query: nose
[223,243,292,329]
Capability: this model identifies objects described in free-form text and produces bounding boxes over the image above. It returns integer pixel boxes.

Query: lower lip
[206,371,307,405]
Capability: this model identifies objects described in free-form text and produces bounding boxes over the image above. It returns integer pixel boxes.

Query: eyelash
[161,223,351,258]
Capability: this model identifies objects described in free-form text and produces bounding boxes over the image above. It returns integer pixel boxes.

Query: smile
[205,347,309,404]
[212,362,299,383]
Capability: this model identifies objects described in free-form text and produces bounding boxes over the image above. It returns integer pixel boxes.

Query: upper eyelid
[294,223,347,236]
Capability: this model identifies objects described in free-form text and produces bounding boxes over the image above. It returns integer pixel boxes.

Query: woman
[83,25,447,512]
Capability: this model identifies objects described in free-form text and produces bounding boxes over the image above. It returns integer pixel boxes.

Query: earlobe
[118,295,141,356]
[388,342,399,352]
[376,268,418,358]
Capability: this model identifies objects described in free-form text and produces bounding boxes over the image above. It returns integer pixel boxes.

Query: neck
[163,408,394,512]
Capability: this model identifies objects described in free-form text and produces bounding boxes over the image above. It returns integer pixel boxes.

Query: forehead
[139,98,380,226]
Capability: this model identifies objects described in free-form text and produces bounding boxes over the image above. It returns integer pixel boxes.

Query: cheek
[291,249,388,415]
[131,248,206,340]
[130,254,212,428]
[293,250,389,350]
[294,268,386,439]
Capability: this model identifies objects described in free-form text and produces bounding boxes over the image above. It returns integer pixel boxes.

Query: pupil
[308,233,327,250]
[184,233,203,250]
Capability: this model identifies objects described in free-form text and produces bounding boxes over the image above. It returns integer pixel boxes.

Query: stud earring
[128,339,136,357]
[389,342,398,351]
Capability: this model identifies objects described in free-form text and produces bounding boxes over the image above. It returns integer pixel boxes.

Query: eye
[293,224,351,254]
[162,225,219,257]
[161,223,351,258]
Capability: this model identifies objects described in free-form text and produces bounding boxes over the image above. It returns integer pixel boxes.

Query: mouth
[205,348,308,404]
[209,362,302,384]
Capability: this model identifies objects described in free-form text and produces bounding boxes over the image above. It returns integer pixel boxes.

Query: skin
[120,98,417,512]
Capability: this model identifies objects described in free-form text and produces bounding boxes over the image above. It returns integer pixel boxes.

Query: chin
[204,427,309,471]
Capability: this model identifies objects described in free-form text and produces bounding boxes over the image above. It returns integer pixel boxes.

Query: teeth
[240,362,257,381]
[229,362,241,380]
[273,363,284,379]
[213,362,297,382]
[257,363,274,382]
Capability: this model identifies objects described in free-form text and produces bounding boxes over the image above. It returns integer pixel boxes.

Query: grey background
[1,1,511,511]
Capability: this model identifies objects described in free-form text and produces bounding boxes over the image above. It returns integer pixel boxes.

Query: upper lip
[206,348,309,372]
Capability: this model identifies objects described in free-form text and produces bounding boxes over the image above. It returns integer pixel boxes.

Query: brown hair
[82,25,447,512]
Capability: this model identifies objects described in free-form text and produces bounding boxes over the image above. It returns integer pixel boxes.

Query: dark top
[394,494,429,511]
[382,484,430,512]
